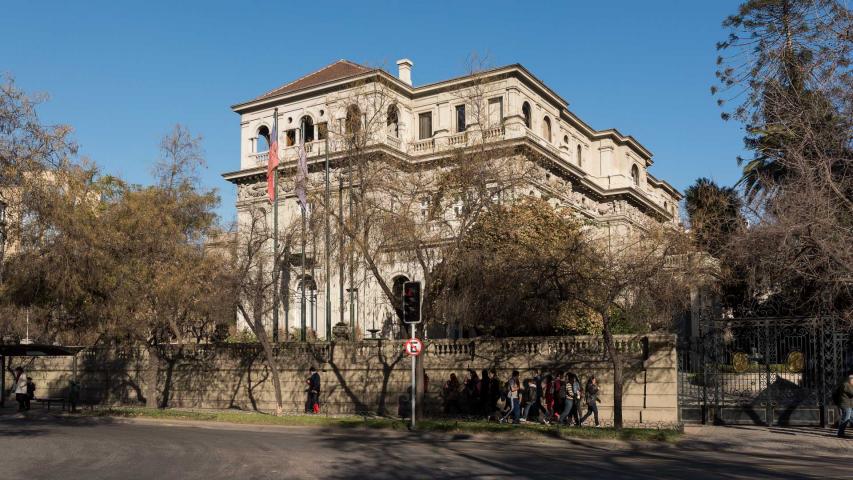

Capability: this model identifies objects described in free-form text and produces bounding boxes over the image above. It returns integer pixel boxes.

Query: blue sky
[1,0,746,222]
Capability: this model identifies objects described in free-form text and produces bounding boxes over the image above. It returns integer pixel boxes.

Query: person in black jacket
[305,366,321,414]
[25,377,35,411]
[580,376,601,427]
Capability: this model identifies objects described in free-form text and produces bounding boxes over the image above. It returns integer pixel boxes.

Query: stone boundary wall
[7,334,677,425]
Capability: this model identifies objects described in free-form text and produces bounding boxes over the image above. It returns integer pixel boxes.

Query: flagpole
[299,124,307,342]
[272,108,280,344]
[324,135,332,341]
[338,152,345,334]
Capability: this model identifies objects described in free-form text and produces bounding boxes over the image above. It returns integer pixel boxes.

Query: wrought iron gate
[678,317,851,426]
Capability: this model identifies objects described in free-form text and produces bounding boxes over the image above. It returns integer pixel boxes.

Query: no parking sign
[404,338,423,356]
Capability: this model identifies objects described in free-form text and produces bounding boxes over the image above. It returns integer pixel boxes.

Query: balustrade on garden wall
[11,334,677,426]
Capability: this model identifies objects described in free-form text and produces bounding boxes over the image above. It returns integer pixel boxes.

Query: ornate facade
[223,59,681,339]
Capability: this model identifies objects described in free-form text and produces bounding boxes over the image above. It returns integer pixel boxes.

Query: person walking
[569,373,582,426]
[558,372,578,425]
[543,374,555,424]
[305,366,321,414]
[507,370,521,424]
[11,367,27,412]
[442,373,461,414]
[580,376,601,427]
[836,374,853,438]
[463,369,479,414]
[520,378,534,422]
[25,377,36,411]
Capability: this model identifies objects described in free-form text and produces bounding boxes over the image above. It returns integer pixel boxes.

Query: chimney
[396,58,413,86]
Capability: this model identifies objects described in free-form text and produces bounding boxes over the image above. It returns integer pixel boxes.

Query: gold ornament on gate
[732,352,749,373]
[786,351,804,373]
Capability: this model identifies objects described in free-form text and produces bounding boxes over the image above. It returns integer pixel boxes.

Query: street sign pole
[402,280,422,430]
[410,322,416,429]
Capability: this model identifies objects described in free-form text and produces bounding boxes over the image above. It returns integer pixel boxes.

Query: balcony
[250,152,269,164]
[246,126,513,167]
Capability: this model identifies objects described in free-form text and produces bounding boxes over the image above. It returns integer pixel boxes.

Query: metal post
[324,136,332,341]
[411,322,416,429]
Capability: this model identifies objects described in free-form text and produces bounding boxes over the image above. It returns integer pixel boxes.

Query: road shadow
[304,425,846,479]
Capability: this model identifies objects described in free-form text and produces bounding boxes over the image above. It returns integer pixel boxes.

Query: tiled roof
[252,60,374,102]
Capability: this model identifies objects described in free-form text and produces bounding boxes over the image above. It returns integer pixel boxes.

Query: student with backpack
[835,374,853,438]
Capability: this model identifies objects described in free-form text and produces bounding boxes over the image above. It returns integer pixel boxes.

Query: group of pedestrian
[441,368,601,426]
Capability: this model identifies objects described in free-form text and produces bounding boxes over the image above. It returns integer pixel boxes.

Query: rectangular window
[456,105,466,133]
[285,129,296,146]
[317,122,328,140]
[418,112,433,140]
[488,97,503,125]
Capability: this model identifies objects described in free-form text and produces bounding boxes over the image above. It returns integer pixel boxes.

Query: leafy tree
[431,197,588,336]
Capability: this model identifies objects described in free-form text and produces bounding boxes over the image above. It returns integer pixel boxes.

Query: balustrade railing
[385,135,402,150]
[411,138,435,153]
[251,152,269,165]
[447,132,467,147]
[483,125,505,141]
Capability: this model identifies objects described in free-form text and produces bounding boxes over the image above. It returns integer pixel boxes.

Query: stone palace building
[223,59,681,340]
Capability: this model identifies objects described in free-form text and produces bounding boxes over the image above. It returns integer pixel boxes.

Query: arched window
[576,145,583,167]
[300,116,314,143]
[521,102,531,129]
[563,135,569,145]
[345,104,362,135]
[386,104,399,138]
[631,164,640,186]
[542,116,552,142]
[257,125,270,153]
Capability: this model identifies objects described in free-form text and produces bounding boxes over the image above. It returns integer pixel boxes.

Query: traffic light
[402,281,421,324]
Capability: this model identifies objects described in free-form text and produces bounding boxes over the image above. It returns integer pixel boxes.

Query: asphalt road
[0,414,849,479]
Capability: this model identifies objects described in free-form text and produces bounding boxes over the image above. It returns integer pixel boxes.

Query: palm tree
[683,178,744,256]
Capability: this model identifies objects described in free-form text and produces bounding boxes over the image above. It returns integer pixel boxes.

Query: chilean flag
[266,115,279,203]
